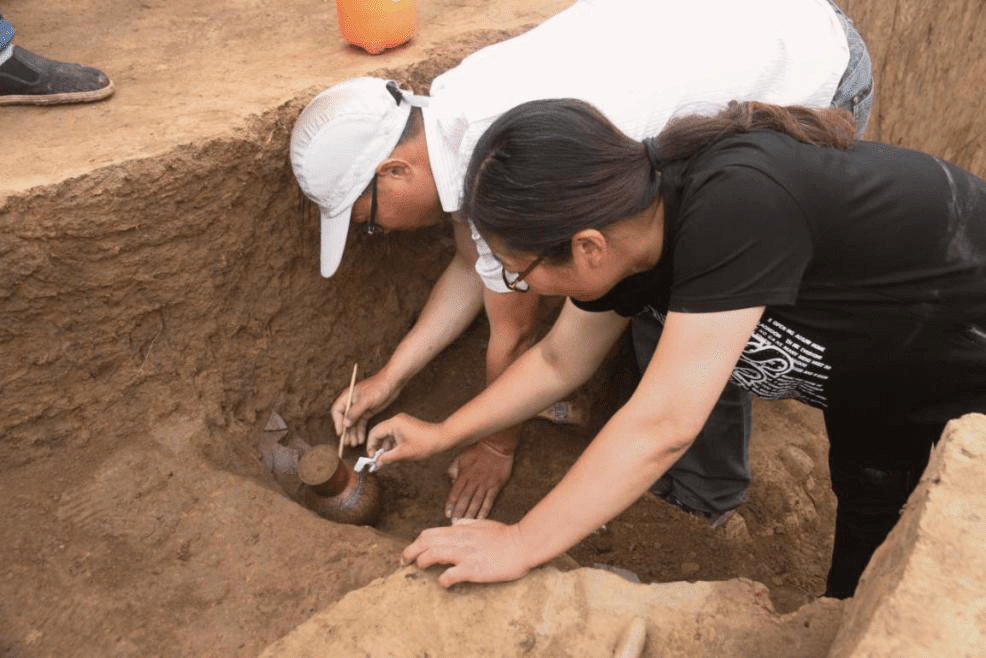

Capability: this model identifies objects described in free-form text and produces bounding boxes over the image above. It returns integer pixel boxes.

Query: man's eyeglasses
[364,174,382,236]
[501,252,548,293]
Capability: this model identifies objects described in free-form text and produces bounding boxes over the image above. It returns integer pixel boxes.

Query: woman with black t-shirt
[365,98,986,598]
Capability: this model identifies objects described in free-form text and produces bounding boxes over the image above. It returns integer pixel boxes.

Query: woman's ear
[571,229,608,268]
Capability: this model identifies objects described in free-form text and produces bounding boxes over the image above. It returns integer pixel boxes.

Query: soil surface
[0,0,569,198]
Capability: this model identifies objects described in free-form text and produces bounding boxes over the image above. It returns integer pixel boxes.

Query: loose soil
[340,307,837,613]
[270,293,837,611]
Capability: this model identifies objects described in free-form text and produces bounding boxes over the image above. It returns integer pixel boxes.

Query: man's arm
[444,285,540,519]
[332,220,484,443]
[484,288,540,383]
[441,212,547,518]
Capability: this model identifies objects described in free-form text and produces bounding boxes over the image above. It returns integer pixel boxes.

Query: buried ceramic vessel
[297,444,382,525]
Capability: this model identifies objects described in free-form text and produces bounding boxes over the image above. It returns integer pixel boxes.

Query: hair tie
[642,137,663,175]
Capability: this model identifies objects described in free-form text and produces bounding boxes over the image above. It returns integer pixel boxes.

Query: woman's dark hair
[462,98,857,260]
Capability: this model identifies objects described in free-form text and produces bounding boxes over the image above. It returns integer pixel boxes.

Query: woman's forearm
[438,301,629,448]
[515,400,693,568]
[512,307,765,567]
[395,309,763,586]
[440,340,580,445]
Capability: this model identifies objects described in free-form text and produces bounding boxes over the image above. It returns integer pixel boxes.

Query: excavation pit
[0,37,839,654]
[2,1,986,656]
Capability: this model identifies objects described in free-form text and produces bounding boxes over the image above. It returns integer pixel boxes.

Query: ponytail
[651,100,856,163]
[463,99,857,258]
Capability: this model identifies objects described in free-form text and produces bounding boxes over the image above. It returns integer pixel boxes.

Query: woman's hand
[402,519,533,587]
[331,371,404,446]
[366,413,452,466]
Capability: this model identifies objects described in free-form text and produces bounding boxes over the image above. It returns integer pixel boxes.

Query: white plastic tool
[354,448,385,473]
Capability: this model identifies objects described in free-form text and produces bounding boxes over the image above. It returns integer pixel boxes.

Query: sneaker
[535,400,586,426]
[650,477,734,530]
[0,45,114,106]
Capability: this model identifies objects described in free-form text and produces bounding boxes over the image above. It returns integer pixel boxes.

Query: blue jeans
[633,6,876,516]
[0,16,14,52]
[826,0,874,137]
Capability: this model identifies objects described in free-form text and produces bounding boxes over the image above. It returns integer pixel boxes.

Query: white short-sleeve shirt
[422,0,849,292]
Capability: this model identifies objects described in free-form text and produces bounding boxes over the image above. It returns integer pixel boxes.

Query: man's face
[350,174,446,233]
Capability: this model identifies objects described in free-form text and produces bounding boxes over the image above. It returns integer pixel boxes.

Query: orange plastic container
[336,0,417,55]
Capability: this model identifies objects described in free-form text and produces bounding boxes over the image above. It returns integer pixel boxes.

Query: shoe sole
[0,80,115,106]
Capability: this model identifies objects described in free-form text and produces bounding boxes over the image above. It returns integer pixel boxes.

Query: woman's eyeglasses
[501,252,548,293]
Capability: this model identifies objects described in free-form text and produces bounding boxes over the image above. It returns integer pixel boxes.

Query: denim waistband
[823,0,873,135]
[0,18,14,51]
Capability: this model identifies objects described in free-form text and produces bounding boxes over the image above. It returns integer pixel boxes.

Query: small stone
[721,512,752,544]
[592,563,640,583]
[780,445,815,479]
[264,410,288,431]
[681,562,700,577]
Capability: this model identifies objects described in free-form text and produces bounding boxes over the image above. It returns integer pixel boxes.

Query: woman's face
[490,235,625,302]
[487,200,665,301]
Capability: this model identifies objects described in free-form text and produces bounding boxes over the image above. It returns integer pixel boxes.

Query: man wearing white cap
[290,0,873,523]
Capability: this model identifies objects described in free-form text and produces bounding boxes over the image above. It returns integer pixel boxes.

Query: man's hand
[331,371,403,446]
[445,436,516,520]
[401,518,532,588]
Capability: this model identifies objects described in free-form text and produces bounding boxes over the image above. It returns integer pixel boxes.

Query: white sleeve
[468,219,511,293]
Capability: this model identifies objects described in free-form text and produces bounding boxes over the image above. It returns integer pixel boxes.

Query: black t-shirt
[574,131,986,421]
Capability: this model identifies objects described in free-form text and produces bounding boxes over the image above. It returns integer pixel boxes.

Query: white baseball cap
[289,77,429,277]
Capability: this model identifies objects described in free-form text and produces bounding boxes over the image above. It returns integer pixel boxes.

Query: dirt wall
[0,36,520,470]
[849,0,986,175]
[4,0,986,470]
[0,109,433,467]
